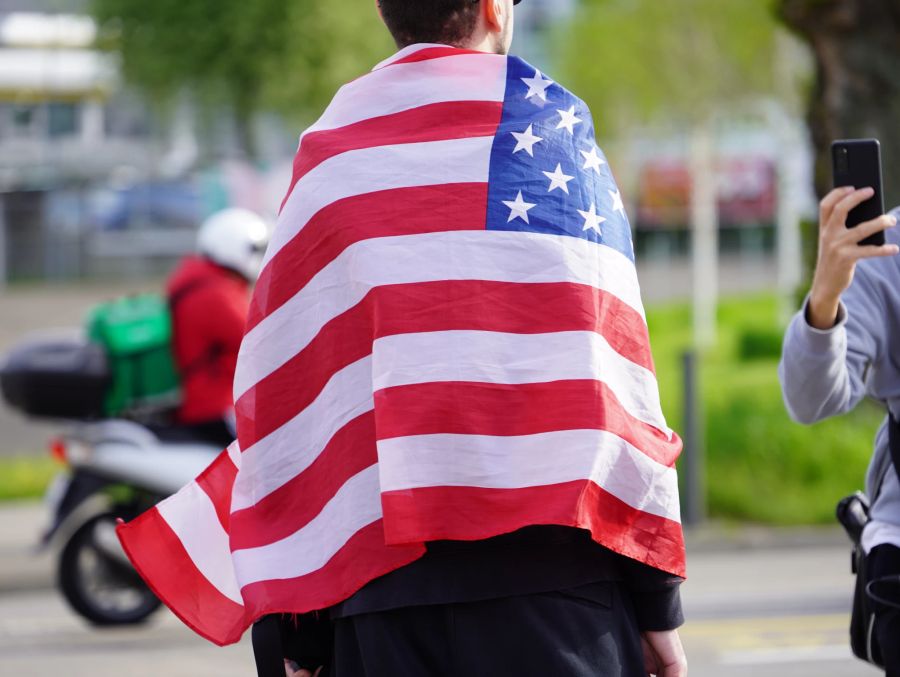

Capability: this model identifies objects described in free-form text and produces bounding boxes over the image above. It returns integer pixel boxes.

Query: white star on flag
[543,164,575,194]
[609,188,625,214]
[578,203,606,235]
[556,106,582,135]
[503,191,537,224]
[511,124,543,157]
[521,69,553,102]
[581,147,606,174]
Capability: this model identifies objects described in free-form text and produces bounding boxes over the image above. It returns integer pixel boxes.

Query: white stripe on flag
[156,482,243,604]
[232,357,374,512]
[265,135,496,268]
[235,324,667,513]
[232,465,383,585]
[227,440,242,469]
[306,53,507,137]
[372,329,669,434]
[377,429,681,521]
[237,231,644,399]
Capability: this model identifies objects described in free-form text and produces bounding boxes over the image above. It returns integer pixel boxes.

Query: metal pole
[0,192,7,289]
[773,112,803,327]
[690,119,719,349]
[682,349,706,526]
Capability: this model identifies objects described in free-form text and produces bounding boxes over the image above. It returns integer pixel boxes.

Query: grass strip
[0,455,59,501]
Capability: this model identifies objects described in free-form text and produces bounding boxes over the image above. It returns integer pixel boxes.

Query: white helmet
[197,208,270,281]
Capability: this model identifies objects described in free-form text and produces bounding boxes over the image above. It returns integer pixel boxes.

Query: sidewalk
[683,525,853,621]
[0,500,53,594]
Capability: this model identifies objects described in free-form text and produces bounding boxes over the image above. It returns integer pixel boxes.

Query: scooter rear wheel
[58,512,161,625]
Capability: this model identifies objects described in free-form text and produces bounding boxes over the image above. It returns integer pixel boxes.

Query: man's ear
[482,0,505,33]
[374,0,384,21]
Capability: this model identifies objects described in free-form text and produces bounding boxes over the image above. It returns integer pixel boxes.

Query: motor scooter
[41,419,221,625]
[1,334,222,625]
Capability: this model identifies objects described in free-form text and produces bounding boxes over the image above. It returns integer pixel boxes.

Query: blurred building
[0,0,295,282]
[0,0,184,281]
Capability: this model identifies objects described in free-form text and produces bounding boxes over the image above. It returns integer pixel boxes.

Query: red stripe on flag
[375,380,681,467]
[250,183,488,332]
[195,451,237,532]
[239,520,425,621]
[237,281,652,450]
[384,46,489,68]
[230,413,377,551]
[116,508,247,647]
[232,380,679,552]
[279,101,502,213]
[381,481,686,578]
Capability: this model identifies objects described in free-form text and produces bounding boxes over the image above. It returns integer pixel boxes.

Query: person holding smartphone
[779,185,900,674]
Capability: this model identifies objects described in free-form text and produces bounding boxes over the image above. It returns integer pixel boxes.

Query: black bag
[0,336,110,420]
[836,414,900,669]
[838,491,883,667]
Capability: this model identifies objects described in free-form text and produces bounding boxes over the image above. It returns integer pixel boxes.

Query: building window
[47,102,79,138]
[10,104,37,136]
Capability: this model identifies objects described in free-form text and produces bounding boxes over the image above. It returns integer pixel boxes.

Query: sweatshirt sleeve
[779,268,887,424]
[619,556,684,631]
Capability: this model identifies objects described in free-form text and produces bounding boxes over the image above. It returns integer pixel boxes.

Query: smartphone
[832,139,886,246]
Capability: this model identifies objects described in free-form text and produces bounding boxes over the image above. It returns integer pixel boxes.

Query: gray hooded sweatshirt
[779,206,900,552]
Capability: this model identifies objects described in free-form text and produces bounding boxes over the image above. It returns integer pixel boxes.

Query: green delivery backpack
[87,294,181,416]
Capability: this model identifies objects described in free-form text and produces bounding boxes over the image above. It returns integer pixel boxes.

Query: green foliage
[0,456,59,501]
[91,0,393,147]
[648,294,879,525]
[737,327,784,361]
[796,217,819,305]
[94,0,288,114]
[555,0,782,134]
[265,5,394,121]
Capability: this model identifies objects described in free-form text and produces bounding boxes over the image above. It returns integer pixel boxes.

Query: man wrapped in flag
[118,1,688,675]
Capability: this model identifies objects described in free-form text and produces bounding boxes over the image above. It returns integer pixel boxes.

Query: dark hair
[378,0,480,48]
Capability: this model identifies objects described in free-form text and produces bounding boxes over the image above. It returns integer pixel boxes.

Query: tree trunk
[232,78,261,162]
[778,0,900,208]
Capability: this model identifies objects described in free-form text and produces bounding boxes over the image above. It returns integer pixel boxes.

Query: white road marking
[722,645,854,666]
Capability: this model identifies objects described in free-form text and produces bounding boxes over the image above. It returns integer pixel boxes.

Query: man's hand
[641,629,687,677]
[808,186,898,329]
[284,660,323,677]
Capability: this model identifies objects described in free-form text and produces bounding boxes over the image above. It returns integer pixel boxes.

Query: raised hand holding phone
[807,139,897,330]
[808,185,898,330]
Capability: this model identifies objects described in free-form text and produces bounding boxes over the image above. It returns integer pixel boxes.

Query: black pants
[183,419,235,447]
[332,582,644,677]
[869,544,900,676]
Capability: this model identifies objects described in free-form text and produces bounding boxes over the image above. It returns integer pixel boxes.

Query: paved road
[0,590,254,677]
[0,500,255,676]
[0,500,882,676]
[679,537,879,677]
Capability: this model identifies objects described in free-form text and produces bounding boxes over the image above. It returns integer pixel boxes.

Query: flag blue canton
[486,57,634,263]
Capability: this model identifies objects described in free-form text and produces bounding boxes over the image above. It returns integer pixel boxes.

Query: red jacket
[166,256,249,425]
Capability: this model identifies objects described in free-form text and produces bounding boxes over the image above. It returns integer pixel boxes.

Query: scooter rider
[780,187,900,674]
[166,208,269,447]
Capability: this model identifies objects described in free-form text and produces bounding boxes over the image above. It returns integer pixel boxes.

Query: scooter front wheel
[58,512,161,625]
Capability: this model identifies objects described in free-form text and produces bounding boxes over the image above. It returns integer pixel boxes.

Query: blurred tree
[777,0,900,207]
[555,0,790,348]
[92,0,392,158]
[555,0,783,136]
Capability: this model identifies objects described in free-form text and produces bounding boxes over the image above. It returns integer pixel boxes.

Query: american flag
[118,44,685,647]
